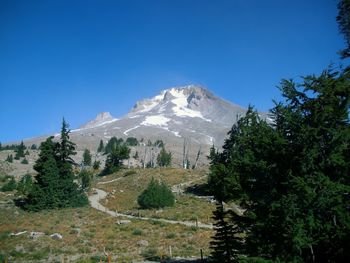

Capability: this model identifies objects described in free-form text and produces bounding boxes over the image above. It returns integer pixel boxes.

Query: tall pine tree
[25,120,88,211]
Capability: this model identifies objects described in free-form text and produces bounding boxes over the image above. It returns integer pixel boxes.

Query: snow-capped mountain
[23,85,266,167]
[74,85,248,146]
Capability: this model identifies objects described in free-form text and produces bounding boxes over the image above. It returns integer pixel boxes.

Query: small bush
[132,228,142,235]
[1,177,17,192]
[93,160,101,170]
[6,154,13,163]
[137,178,175,209]
[21,158,29,164]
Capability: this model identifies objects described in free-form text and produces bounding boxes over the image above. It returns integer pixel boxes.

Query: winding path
[88,188,213,229]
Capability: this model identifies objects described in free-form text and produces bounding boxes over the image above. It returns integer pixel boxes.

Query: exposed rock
[29,231,45,239]
[116,219,131,225]
[50,233,63,240]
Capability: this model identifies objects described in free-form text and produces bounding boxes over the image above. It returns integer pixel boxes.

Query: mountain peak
[130,85,214,114]
[79,112,117,129]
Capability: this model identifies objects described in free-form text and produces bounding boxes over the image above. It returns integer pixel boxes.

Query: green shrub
[79,169,94,190]
[137,178,175,209]
[132,228,142,235]
[21,158,29,164]
[1,177,17,192]
[93,160,101,170]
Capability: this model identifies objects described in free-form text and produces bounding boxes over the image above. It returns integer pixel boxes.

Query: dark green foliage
[93,160,101,170]
[79,169,93,191]
[82,149,92,166]
[156,147,172,167]
[126,137,138,146]
[24,119,88,211]
[104,137,124,154]
[337,0,350,58]
[1,177,17,192]
[208,69,350,262]
[6,154,13,163]
[14,141,26,160]
[97,139,104,153]
[21,158,28,164]
[101,142,130,175]
[0,175,11,182]
[25,150,30,155]
[16,174,33,196]
[210,202,242,263]
[138,178,175,209]
[30,144,37,150]
[57,118,76,163]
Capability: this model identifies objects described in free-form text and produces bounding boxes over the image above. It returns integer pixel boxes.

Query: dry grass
[0,168,214,262]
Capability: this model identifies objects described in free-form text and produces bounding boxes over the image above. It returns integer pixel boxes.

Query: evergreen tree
[137,178,175,209]
[337,0,350,58]
[104,137,123,154]
[210,202,243,263]
[30,144,37,150]
[79,169,93,191]
[82,148,92,166]
[97,139,104,153]
[25,119,88,211]
[156,147,172,167]
[208,69,350,262]
[6,154,13,163]
[16,174,33,196]
[101,142,130,175]
[1,177,17,192]
[126,137,138,146]
[93,160,101,170]
[21,158,28,164]
[14,141,26,160]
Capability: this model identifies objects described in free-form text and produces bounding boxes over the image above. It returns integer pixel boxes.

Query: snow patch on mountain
[124,125,141,135]
[169,88,211,122]
[136,91,166,113]
[141,115,170,127]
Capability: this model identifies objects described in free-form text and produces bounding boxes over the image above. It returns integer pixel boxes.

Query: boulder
[29,232,45,239]
[116,220,131,225]
[50,233,63,240]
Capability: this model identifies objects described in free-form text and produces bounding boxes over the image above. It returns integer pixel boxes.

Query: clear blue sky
[0,0,346,143]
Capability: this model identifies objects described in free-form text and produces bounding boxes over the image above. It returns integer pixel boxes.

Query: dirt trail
[88,188,213,229]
